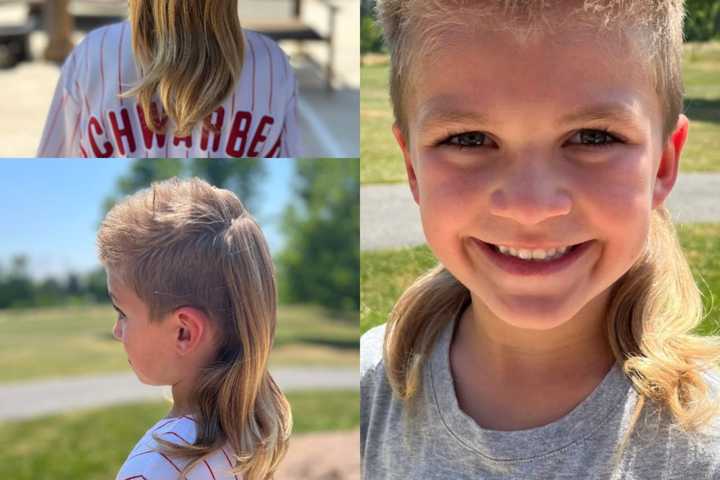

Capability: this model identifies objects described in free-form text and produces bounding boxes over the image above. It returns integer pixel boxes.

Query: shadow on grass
[684,97,720,124]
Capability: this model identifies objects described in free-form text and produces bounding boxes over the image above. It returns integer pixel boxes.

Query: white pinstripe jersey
[116,415,242,480]
[38,21,301,158]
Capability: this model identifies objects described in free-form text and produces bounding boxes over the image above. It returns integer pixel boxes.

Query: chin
[490,295,584,330]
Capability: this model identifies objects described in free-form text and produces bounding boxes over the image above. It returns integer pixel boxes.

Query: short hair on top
[376,0,686,142]
[97,177,291,480]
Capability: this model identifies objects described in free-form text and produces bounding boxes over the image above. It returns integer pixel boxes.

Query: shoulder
[77,20,129,52]
[360,323,386,379]
[117,416,211,480]
[243,30,293,80]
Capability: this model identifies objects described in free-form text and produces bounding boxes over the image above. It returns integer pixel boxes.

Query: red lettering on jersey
[267,134,282,158]
[173,134,192,148]
[247,115,274,157]
[225,111,253,157]
[201,107,226,152]
[88,116,113,157]
[109,108,137,155]
[137,103,167,149]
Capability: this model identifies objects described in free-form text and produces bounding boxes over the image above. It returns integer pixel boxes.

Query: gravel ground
[277,430,360,480]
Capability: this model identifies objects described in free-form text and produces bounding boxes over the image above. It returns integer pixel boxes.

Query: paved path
[0,367,358,421]
[361,173,720,251]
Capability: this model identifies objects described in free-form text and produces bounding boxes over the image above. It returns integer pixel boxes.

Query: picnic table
[1,0,341,90]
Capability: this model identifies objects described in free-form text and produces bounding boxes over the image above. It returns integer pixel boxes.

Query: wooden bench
[244,0,340,91]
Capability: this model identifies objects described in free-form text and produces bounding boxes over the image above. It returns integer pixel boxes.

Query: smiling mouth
[473,239,594,276]
[488,242,583,262]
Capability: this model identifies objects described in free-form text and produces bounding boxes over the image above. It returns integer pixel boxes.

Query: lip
[472,238,594,277]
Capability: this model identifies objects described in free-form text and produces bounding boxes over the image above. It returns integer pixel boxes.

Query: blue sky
[0,159,294,279]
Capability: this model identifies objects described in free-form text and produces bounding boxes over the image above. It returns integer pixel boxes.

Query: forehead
[407,21,660,137]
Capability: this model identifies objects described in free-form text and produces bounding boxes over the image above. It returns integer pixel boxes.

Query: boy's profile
[361,1,720,478]
[99,177,290,480]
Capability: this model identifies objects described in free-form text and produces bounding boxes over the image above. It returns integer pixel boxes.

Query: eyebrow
[417,100,643,131]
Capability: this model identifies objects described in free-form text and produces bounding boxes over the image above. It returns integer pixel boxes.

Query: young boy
[361,1,720,478]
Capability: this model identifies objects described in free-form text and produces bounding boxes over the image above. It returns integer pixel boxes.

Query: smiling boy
[361,1,720,479]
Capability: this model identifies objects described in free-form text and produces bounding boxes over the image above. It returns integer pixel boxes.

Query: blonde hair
[384,208,720,461]
[376,0,686,143]
[124,0,244,136]
[97,177,291,480]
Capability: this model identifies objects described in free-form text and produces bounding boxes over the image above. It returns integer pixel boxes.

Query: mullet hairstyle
[124,0,244,136]
[98,178,291,480]
[378,0,720,469]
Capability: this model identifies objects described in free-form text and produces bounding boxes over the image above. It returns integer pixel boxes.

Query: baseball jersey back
[116,415,241,480]
[38,22,301,158]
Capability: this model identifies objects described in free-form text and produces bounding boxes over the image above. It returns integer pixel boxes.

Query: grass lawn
[361,42,720,184]
[0,304,358,383]
[361,223,720,335]
[0,389,359,480]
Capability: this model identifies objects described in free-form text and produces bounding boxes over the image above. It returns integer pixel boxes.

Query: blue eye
[569,129,620,147]
[440,131,493,148]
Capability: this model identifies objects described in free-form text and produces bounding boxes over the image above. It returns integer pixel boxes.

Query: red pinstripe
[120,476,147,480]
[128,450,156,461]
[164,431,191,444]
[61,110,82,156]
[39,92,68,154]
[182,415,197,424]
[118,22,127,105]
[261,36,273,111]
[221,448,239,480]
[100,28,108,105]
[153,418,176,432]
[203,460,217,480]
[248,34,256,111]
[158,452,182,472]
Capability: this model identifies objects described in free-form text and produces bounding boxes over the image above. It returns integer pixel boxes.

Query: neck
[450,290,616,430]
[169,372,200,418]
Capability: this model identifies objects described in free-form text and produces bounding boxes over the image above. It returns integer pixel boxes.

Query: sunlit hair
[376,0,686,143]
[97,177,291,480]
[124,0,244,136]
[383,207,720,467]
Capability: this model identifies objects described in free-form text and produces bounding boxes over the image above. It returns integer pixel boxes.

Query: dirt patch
[277,430,359,480]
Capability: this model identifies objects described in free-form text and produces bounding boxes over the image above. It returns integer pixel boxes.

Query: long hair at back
[125,0,244,135]
[98,177,291,479]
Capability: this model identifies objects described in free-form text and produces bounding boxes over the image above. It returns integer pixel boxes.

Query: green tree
[685,0,720,42]
[278,159,359,312]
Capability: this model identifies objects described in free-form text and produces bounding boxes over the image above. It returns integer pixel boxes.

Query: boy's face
[396,26,687,329]
[106,271,179,385]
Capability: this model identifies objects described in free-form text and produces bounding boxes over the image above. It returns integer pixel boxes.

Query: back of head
[126,0,244,136]
[98,177,290,479]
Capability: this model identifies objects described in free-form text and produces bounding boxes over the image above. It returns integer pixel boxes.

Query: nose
[112,319,124,342]
[489,163,572,225]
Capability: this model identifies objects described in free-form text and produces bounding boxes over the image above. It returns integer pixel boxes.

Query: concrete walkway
[361,173,720,251]
[0,367,358,421]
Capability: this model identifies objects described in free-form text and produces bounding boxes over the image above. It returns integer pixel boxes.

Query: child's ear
[172,307,209,356]
[392,123,420,205]
[652,114,688,209]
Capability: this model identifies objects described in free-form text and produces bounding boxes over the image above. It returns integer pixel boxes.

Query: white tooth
[510,248,518,256]
[558,246,568,254]
[518,249,532,260]
[547,248,557,256]
[532,249,546,260]
[499,245,509,254]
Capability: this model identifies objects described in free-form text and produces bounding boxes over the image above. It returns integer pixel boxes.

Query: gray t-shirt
[361,320,720,479]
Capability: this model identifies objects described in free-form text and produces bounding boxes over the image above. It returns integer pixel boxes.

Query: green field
[361,42,720,184]
[361,223,720,335]
[0,304,358,383]
[0,389,359,480]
